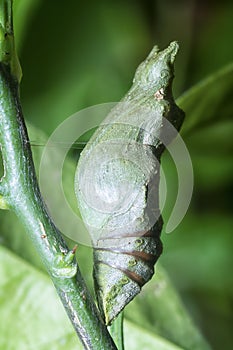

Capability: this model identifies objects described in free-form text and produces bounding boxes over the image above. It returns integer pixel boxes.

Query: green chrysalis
[75,41,184,325]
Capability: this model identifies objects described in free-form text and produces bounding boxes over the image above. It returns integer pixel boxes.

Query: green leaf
[124,320,184,350]
[178,62,233,136]
[176,63,233,190]
[125,265,211,350]
[0,245,82,349]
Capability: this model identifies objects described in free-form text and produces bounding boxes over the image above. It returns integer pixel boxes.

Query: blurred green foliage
[0,0,233,349]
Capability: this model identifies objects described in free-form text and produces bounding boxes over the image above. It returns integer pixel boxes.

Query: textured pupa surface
[75,41,184,325]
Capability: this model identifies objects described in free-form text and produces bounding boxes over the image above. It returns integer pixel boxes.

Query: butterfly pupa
[75,41,185,325]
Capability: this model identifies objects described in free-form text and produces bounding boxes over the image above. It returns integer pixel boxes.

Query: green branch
[0,0,21,81]
[0,1,117,349]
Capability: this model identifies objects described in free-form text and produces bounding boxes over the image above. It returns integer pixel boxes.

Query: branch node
[52,251,78,279]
